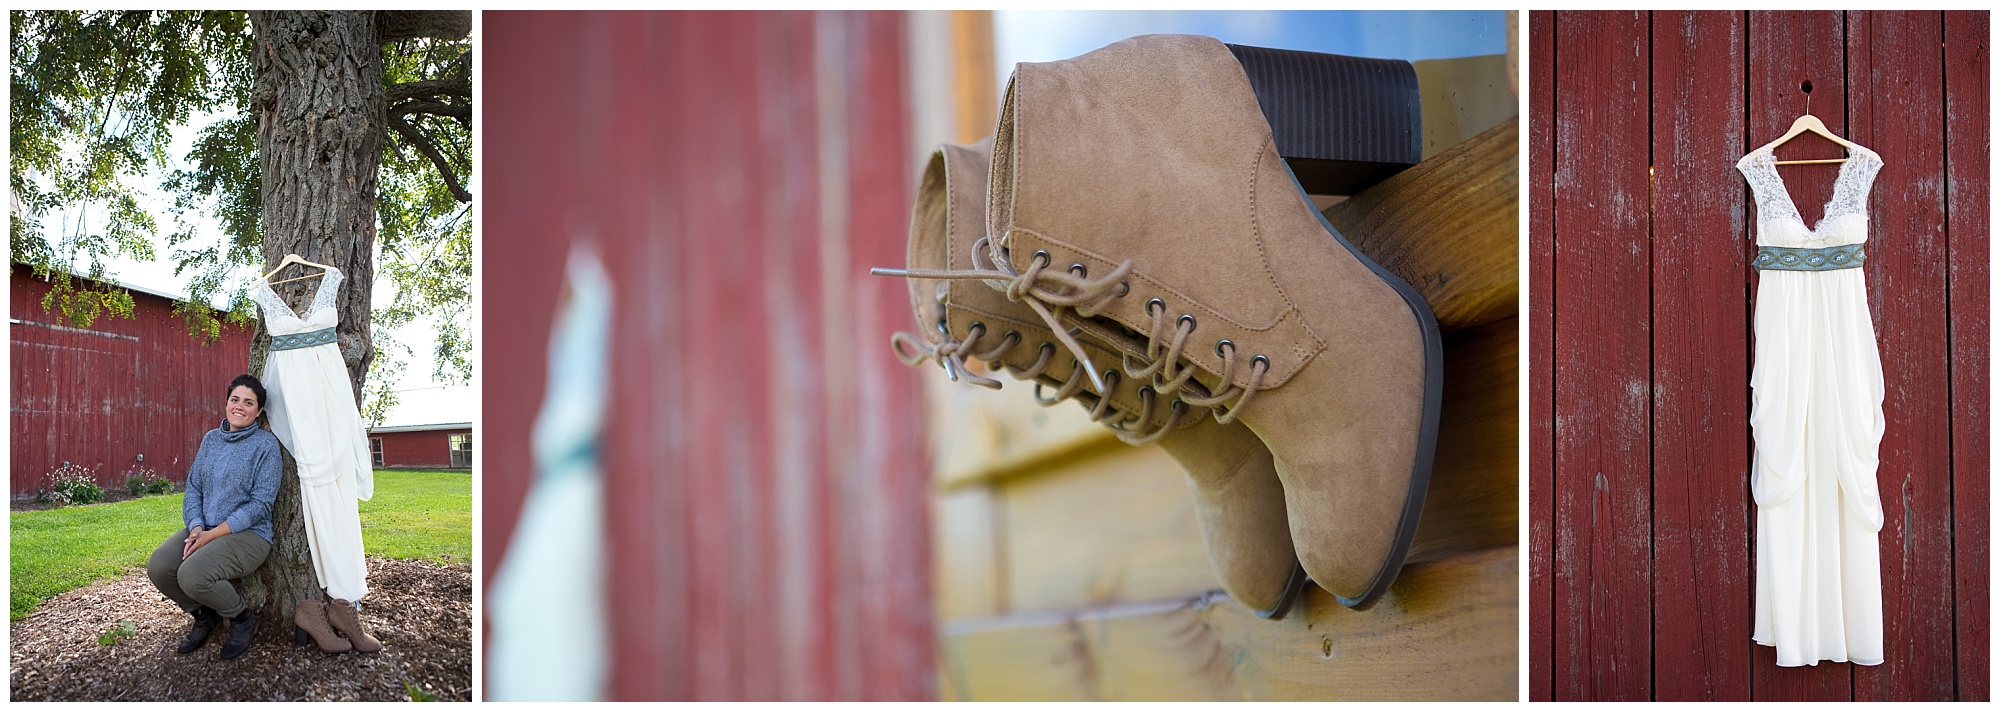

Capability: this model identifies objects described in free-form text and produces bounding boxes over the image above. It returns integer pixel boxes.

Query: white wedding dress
[1737,142,1886,667]
[253,267,374,602]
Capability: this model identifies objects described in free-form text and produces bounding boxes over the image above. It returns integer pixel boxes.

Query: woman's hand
[186,522,232,557]
[183,525,206,559]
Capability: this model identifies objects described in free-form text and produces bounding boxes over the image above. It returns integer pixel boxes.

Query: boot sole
[296,625,353,655]
[1236,50,1444,612]
[1254,562,1312,620]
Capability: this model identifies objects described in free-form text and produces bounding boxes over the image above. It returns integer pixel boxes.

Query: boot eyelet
[969,322,985,337]
[1215,339,1234,358]
[1004,330,1020,343]
[1032,250,1051,266]
[1070,263,1087,277]
[1178,314,1196,331]
[1252,355,1270,369]
[1147,298,1165,315]
[1116,281,1130,297]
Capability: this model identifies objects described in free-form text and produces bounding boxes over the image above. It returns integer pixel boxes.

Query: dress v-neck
[1749,144,1862,236]
[256,268,339,323]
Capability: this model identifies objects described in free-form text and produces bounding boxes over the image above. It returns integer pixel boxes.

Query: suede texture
[1155,415,1299,613]
[909,138,1299,613]
[987,34,1436,603]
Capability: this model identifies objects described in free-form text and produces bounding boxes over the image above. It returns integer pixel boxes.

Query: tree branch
[377,11,470,42]
[385,78,470,104]
[388,114,471,203]
[392,98,469,122]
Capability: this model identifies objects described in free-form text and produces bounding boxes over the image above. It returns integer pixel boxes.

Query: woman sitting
[145,374,283,659]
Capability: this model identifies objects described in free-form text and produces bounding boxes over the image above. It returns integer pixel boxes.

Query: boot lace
[874,234,1268,424]
[877,261,1190,444]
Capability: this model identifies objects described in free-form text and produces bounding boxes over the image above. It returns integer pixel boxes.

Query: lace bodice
[252,267,344,336]
[1737,143,1882,249]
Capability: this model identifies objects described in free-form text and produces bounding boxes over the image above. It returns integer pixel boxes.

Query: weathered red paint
[1531,10,1987,701]
[10,265,254,496]
[1942,10,1990,703]
[1649,10,1752,701]
[483,11,931,701]
[1527,11,1555,703]
[1551,10,1654,702]
[368,428,469,469]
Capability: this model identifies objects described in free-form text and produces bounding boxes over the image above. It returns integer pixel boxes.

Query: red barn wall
[11,265,256,495]
[1529,11,1987,701]
[371,428,469,469]
[484,11,932,700]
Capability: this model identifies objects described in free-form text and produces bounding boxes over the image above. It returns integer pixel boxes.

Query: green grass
[356,469,471,565]
[11,469,469,622]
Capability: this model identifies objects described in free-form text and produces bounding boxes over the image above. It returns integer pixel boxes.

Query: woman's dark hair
[228,374,267,408]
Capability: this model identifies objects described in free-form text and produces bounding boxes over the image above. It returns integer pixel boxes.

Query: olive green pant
[146,528,270,619]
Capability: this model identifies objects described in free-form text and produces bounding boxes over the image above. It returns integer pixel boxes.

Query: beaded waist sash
[271,327,336,351]
[1754,243,1866,272]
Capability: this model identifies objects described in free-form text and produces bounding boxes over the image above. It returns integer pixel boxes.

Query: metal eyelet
[1178,314,1196,332]
[969,322,985,337]
[1032,250,1051,266]
[1252,355,1270,369]
[1116,280,1131,297]
[1004,330,1020,343]
[1070,263,1088,277]
[1147,298,1165,315]
[1215,339,1234,358]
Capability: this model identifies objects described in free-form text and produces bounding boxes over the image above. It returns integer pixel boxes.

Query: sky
[995,10,1510,81]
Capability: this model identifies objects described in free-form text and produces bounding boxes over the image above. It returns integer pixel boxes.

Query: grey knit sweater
[182,419,284,543]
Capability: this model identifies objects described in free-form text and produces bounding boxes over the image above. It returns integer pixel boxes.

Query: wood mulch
[10,557,470,701]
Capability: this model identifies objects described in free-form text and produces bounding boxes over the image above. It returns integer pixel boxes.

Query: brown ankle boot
[880,139,1305,617]
[326,598,382,653]
[294,598,353,654]
[976,35,1443,609]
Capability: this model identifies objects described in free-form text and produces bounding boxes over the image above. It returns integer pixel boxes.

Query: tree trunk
[238,10,384,619]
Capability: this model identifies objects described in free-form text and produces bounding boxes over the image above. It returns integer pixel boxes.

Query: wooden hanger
[260,253,333,286]
[1759,114,1860,166]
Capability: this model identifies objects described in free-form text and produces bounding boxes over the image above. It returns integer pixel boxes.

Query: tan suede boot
[978,35,1443,609]
[294,597,354,654]
[326,598,382,653]
[881,139,1306,617]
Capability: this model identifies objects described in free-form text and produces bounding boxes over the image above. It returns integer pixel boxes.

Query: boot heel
[295,625,309,646]
[1224,44,1421,195]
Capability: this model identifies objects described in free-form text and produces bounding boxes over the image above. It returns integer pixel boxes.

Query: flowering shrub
[124,465,174,496]
[36,464,104,506]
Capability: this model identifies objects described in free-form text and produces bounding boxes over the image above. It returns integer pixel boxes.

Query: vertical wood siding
[10,267,254,495]
[1529,11,1988,701]
[483,11,931,701]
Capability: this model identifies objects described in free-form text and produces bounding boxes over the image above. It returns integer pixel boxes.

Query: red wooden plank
[1649,11,1753,701]
[1744,10,1855,700]
[1849,11,1956,701]
[479,11,580,582]
[1527,9,1557,703]
[483,11,928,701]
[1943,10,1990,702]
[1551,10,1653,702]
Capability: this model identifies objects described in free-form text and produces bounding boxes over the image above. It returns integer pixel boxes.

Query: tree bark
[238,10,384,619]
